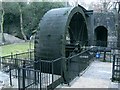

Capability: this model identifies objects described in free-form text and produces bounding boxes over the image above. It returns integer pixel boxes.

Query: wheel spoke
[66,45,77,58]
[77,22,85,41]
[68,27,77,42]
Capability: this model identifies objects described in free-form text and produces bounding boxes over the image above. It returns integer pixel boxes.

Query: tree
[22,2,65,39]
[3,2,24,39]
[18,2,27,41]
[0,1,5,44]
[68,0,79,6]
[1,2,65,40]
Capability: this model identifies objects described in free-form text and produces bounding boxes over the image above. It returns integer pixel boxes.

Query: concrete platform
[58,60,119,89]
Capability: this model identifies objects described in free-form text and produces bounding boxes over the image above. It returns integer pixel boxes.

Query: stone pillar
[87,11,94,46]
[117,14,120,48]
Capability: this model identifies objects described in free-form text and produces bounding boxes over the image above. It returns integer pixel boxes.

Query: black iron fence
[17,48,95,89]
[87,40,118,49]
[1,50,34,60]
[90,46,112,62]
[0,50,34,72]
[1,40,120,89]
[0,47,95,89]
[0,50,34,88]
[0,52,62,89]
[18,59,62,90]
[112,53,120,82]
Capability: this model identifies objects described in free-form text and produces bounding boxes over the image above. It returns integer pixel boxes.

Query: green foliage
[2,2,19,14]
[2,2,65,40]
[3,2,22,39]
[22,2,65,39]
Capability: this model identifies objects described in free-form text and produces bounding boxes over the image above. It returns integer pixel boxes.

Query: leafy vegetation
[1,2,65,40]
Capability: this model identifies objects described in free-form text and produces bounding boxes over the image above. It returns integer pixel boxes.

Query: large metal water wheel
[34,6,88,83]
[65,12,88,58]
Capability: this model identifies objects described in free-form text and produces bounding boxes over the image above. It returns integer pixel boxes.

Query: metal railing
[18,58,62,90]
[0,50,34,72]
[112,53,120,82]
[89,40,118,49]
[0,56,62,89]
[64,48,95,84]
[0,48,95,89]
[1,40,120,89]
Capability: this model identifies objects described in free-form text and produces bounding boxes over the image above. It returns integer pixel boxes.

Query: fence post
[15,52,18,78]
[18,68,21,90]
[37,61,39,84]
[52,60,54,89]
[110,51,111,62]
[30,50,32,60]
[14,53,16,65]
[78,55,80,76]
[9,52,13,86]
[11,52,13,62]
[28,49,29,60]
[0,57,1,69]
[39,60,41,90]
[9,66,12,86]
[61,57,64,84]
[22,61,26,90]
[112,54,115,81]
[34,61,37,85]
[103,51,106,62]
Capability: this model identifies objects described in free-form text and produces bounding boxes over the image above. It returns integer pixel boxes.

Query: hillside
[0,33,25,45]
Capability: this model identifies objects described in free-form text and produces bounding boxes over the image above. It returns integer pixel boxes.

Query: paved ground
[58,60,119,89]
[0,72,10,89]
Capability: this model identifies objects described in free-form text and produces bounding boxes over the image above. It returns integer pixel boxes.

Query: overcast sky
[82,0,98,4]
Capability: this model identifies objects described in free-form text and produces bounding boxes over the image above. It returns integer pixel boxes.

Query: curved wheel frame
[65,12,88,58]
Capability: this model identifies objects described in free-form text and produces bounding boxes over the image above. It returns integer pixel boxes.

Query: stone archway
[95,26,108,47]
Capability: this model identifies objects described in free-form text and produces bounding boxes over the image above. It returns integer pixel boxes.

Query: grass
[0,42,34,57]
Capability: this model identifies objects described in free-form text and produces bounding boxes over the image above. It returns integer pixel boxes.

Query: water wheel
[34,6,89,83]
